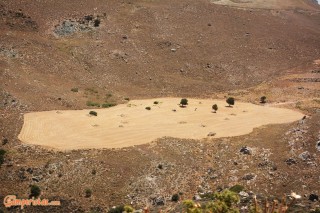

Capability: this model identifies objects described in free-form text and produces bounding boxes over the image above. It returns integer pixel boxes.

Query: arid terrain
[0,0,320,212]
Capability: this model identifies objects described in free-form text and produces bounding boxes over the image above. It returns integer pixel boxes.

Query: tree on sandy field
[180,98,188,107]
[226,97,235,107]
[212,104,218,113]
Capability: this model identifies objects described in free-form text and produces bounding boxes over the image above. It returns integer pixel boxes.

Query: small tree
[260,96,267,104]
[212,104,218,113]
[226,97,235,107]
[30,185,41,198]
[180,98,188,107]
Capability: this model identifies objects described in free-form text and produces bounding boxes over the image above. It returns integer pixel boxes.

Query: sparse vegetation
[212,104,218,113]
[108,205,124,213]
[85,189,92,198]
[102,103,117,108]
[30,185,41,198]
[124,97,130,101]
[183,190,240,213]
[86,101,100,107]
[180,98,188,107]
[0,149,6,166]
[229,184,244,193]
[260,96,267,103]
[71,88,79,92]
[89,111,97,116]
[226,97,235,107]
[145,106,151,110]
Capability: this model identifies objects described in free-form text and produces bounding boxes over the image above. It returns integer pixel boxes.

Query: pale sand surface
[18,98,304,150]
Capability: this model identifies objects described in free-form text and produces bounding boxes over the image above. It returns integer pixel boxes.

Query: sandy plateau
[18,98,304,150]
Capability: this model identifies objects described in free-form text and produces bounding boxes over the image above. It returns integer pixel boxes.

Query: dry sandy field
[18,98,304,150]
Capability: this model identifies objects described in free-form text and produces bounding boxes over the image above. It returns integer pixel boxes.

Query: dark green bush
[172,193,180,202]
[180,98,188,106]
[154,101,159,104]
[145,107,151,110]
[89,111,97,116]
[30,185,41,198]
[260,96,267,103]
[226,97,235,107]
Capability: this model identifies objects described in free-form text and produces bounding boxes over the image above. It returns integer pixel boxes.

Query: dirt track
[18,98,304,150]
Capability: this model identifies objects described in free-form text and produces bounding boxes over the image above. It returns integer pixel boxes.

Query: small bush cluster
[30,185,41,198]
[85,189,92,198]
[71,88,79,92]
[86,101,100,107]
[102,103,117,108]
[89,111,97,116]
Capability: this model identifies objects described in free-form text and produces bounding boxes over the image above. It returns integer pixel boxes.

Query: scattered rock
[298,151,311,161]
[193,194,202,201]
[309,194,319,202]
[316,141,320,151]
[207,132,216,137]
[242,173,256,181]
[285,158,297,165]
[240,146,252,155]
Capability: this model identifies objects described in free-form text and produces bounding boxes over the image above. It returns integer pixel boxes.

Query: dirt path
[18,98,304,150]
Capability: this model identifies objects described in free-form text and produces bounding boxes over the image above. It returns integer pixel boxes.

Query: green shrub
[71,88,78,92]
[212,104,218,112]
[145,107,151,110]
[85,189,92,198]
[226,97,235,107]
[180,98,188,107]
[124,97,130,101]
[108,205,124,213]
[86,101,100,107]
[30,185,41,198]
[89,111,97,116]
[172,193,180,202]
[102,103,117,108]
[229,184,244,193]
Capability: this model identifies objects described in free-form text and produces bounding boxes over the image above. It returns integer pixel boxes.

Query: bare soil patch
[18,98,304,150]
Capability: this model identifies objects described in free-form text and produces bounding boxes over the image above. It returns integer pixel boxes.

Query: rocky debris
[149,195,165,206]
[242,173,256,181]
[53,15,102,37]
[311,69,320,73]
[239,191,249,198]
[240,146,252,155]
[109,50,129,63]
[285,158,297,165]
[0,5,38,31]
[298,151,311,161]
[316,141,320,151]
[193,194,202,201]
[207,132,216,137]
[0,47,19,58]
[309,194,319,202]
